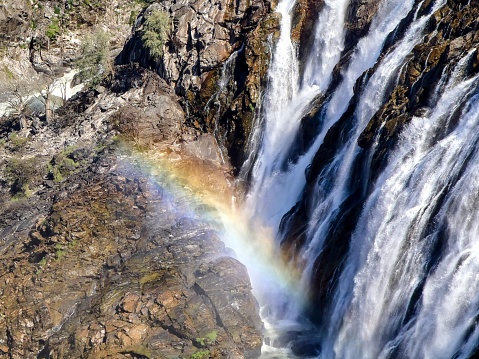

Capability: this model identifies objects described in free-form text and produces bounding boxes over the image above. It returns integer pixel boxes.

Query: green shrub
[76,29,111,87]
[129,10,138,26]
[195,331,217,347]
[8,132,29,150]
[47,146,90,182]
[55,243,64,260]
[134,0,155,4]
[3,65,15,80]
[46,18,61,41]
[142,9,170,59]
[5,157,39,196]
[190,350,210,359]
[205,331,217,342]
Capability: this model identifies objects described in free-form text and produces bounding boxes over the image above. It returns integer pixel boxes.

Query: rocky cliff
[0,0,271,356]
[117,0,279,172]
[0,64,263,358]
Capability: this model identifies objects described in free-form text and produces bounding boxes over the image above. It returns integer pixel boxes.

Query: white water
[0,70,83,117]
[229,0,479,357]
[331,61,479,359]
[302,0,349,91]
[246,0,426,319]
[246,0,423,235]
[238,2,356,350]
[244,0,356,229]
[301,0,436,263]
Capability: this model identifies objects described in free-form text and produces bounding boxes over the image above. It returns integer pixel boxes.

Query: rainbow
[113,139,308,315]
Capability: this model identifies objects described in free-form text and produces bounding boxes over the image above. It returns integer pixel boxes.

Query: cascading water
[298,0,436,267]
[205,45,243,164]
[219,0,479,357]
[246,0,424,233]
[330,56,479,359]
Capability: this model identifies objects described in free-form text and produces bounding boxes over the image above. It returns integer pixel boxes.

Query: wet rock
[0,149,262,358]
[291,337,322,357]
[344,0,382,48]
[291,0,324,70]
[359,1,479,177]
[0,59,262,358]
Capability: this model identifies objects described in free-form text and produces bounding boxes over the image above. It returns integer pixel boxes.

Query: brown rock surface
[118,0,277,172]
[0,64,262,358]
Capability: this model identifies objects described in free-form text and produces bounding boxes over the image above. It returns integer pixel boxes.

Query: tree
[76,29,112,87]
[141,9,170,59]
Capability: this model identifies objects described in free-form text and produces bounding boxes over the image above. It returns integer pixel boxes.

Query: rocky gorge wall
[0,66,263,358]
[117,0,280,172]
[2,0,479,357]
[0,0,274,357]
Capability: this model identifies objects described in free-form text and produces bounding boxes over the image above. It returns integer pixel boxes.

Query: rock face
[118,0,279,172]
[200,11,280,172]
[0,63,262,358]
[0,1,30,42]
[344,0,381,48]
[119,0,272,96]
[111,69,185,147]
[291,0,323,70]
[0,0,139,102]
[0,164,261,358]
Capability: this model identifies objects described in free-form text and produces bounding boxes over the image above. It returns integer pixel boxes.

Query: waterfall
[300,0,435,266]
[205,45,243,164]
[302,0,349,90]
[245,0,350,231]
[331,59,479,359]
[246,0,425,234]
[220,0,479,357]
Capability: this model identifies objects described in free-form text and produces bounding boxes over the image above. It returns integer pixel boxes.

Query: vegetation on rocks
[8,132,29,150]
[45,17,61,41]
[190,349,211,358]
[195,330,218,347]
[141,9,170,59]
[5,157,42,196]
[76,29,112,87]
[47,146,89,182]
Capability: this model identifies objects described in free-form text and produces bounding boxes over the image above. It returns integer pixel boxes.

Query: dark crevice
[191,283,228,335]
